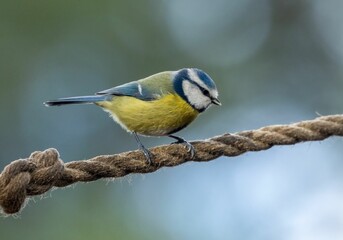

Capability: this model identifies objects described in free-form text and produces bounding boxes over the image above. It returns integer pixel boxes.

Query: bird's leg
[133,132,152,164]
[168,135,195,159]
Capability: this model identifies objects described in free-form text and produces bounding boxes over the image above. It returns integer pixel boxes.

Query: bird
[44,68,221,163]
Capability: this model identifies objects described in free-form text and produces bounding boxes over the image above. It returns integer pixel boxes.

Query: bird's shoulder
[96,71,175,101]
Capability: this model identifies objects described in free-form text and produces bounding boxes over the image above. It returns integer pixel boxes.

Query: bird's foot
[133,132,153,164]
[169,135,195,159]
[138,145,153,164]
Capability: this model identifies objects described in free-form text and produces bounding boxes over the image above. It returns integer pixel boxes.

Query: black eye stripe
[188,80,211,97]
[202,89,210,96]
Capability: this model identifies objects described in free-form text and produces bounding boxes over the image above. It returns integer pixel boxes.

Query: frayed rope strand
[1,114,343,214]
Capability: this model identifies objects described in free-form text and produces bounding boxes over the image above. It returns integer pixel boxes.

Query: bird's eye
[202,89,210,97]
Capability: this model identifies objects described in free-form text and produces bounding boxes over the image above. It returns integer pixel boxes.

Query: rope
[1,114,342,214]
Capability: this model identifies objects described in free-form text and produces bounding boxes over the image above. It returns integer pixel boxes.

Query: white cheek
[182,81,211,110]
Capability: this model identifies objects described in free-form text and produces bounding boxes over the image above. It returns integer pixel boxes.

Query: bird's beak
[211,97,221,106]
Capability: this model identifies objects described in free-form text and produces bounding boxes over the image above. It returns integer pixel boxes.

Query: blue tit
[44,68,221,163]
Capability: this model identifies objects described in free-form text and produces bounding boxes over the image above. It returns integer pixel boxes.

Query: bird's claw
[139,146,153,164]
[183,141,195,159]
[171,138,196,159]
[133,132,153,164]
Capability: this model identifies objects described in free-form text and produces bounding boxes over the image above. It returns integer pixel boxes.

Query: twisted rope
[1,114,342,214]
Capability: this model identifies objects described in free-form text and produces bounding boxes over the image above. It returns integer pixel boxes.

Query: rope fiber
[1,114,342,214]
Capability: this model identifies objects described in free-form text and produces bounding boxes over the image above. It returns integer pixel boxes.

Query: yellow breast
[96,94,199,136]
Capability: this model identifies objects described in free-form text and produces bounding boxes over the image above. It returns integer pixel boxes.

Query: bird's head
[173,68,221,112]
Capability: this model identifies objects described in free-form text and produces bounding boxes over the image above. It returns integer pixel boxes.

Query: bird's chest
[100,94,199,136]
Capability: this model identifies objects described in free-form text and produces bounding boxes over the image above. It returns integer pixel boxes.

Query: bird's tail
[44,95,111,106]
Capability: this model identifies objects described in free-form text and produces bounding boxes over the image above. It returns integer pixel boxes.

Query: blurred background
[1,0,343,239]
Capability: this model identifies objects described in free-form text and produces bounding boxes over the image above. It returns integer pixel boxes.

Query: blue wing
[96,81,157,101]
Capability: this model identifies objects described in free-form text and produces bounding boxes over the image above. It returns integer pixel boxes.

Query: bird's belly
[97,94,199,136]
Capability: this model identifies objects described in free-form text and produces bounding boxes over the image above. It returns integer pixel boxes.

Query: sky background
[1,0,343,239]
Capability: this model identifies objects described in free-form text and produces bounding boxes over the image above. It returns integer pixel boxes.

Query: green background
[1,0,343,239]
